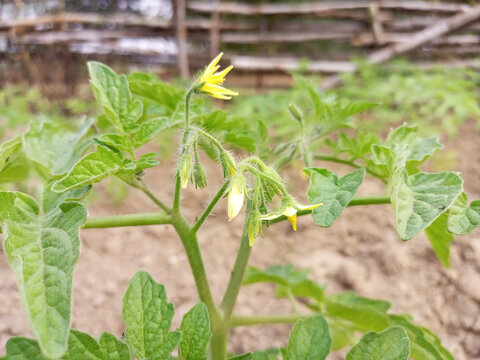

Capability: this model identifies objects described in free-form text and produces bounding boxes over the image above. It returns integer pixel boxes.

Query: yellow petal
[286,213,297,231]
[298,203,323,211]
[228,184,244,220]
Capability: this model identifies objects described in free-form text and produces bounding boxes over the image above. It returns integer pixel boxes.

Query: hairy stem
[266,195,391,225]
[83,213,172,229]
[220,210,253,320]
[192,180,230,233]
[136,181,171,213]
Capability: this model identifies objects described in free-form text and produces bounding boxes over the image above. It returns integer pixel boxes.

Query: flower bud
[178,154,193,189]
[227,174,245,220]
[288,103,302,123]
[247,208,261,247]
[193,161,207,189]
[220,151,236,178]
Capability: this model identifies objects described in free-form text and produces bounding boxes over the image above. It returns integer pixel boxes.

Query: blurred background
[1,1,480,359]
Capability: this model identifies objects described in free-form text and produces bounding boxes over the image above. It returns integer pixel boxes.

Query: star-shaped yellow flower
[260,202,323,231]
[197,53,238,100]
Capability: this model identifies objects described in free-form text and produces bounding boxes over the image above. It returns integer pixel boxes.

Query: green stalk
[172,214,221,323]
[82,213,172,229]
[173,89,194,214]
[229,314,302,327]
[220,210,253,319]
[192,180,230,233]
[313,154,386,182]
[266,195,391,225]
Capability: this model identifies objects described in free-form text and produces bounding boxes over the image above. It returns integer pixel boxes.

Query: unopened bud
[220,151,236,178]
[247,209,261,246]
[178,154,193,189]
[193,161,207,189]
[227,174,245,220]
[288,103,302,123]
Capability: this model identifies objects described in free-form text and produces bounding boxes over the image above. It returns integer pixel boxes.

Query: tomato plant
[1,54,478,360]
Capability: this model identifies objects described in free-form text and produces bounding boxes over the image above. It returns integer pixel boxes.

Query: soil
[0,121,479,359]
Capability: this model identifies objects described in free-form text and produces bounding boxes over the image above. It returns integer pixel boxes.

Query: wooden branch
[322,4,480,90]
[221,31,353,44]
[230,56,356,73]
[187,1,471,16]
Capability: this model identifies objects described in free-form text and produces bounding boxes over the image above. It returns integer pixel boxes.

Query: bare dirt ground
[1,121,479,359]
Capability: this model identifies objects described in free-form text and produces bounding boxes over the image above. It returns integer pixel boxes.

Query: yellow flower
[227,175,245,220]
[197,52,238,100]
[261,202,323,231]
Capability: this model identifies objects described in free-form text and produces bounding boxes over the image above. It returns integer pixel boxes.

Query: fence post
[174,0,190,78]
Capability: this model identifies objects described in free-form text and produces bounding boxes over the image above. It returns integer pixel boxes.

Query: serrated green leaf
[134,117,168,148]
[325,292,390,332]
[389,315,453,360]
[425,213,454,268]
[370,145,395,178]
[447,192,480,234]
[339,102,378,119]
[305,168,365,227]
[53,145,122,192]
[128,72,183,113]
[243,265,309,287]
[5,338,47,360]
[88,62,142,135]
[66,329,106,360]
[122,271,181,360]
[346,326,410,360]
[228,353,252,360]
[99,333,131,360]
[0,191,87,358]
[179,302,211,360]
[283,315,331,360]
[23,120,91,176]
[392,171,463,240]
[98,134,132,153]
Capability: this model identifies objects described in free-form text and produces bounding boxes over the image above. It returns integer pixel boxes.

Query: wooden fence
[1,0,480,89]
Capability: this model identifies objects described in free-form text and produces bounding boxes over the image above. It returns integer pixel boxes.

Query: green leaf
[66,329,106,360]
[134,117,168,148]
[425,213,454,268]
[447,192,480,234]
[346,326,410,360]
[326,318,357,351]
[0,191,87,358]
[22,120,91,176]
[179,303,211,360]
[252,350,279,360]
[0,151,30,184]
[389,315,453,360]
[392,171,463,240]
[283,315,331,360]
[305,168,365,227]
[88,62,143,135]
[53,145,122,192]
[339,101,378,119]
[325,292,390,332]
[276,278,325,304]
[228,353,252,360]
[243,265,309,287]
[99,333,131,360]
[128,72,183,113]
[5,338,47,360]
[0,136,22,172]
[122,271,181,360]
